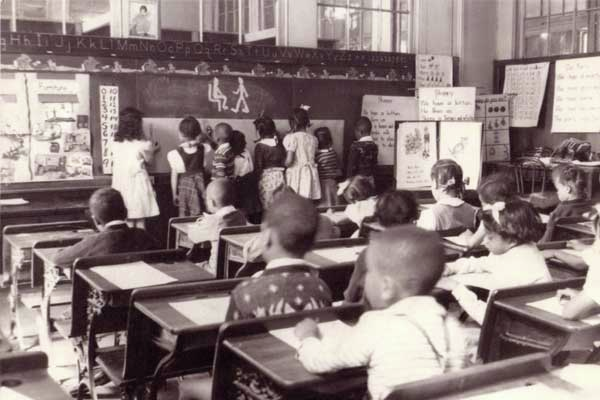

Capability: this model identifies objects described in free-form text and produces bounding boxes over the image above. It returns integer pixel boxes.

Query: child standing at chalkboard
[253,115,286,208]
[346,116,378,186]
[284,107,321,200]
[167,116,207,216]
[211,122,235,179]
[111,107,160,229]
[314,127,341,207]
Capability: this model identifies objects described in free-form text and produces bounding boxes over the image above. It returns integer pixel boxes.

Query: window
[317,0,411,52]
[521,0,600,57]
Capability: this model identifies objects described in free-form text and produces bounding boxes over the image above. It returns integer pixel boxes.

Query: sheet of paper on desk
[552,364,600,390]
[444,235,470,247]
[0,387,35,400]
[169,296,230,325]
[270,320,351,349]
[90,261,177,290]
[527,297,600,325]
[438,273,496,290]
[311,246,366,264]
[464,383,565,399]
[0,198,29,206]
[540,213,550,224]
[323,211,348,224]
[558,248,584,258]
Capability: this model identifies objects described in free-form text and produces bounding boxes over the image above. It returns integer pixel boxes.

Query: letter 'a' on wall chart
[417,87,476,122]
[439,121,483,190]
[361,95,418,165]
[552,56,600,133]
[395,121,438,189]
[415,54,453,88]
[502,62,549,128]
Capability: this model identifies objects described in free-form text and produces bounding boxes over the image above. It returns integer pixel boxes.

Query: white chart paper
[90,261,177,290]
[503,62,549,127]
[270,320,352,349]
[169,296,230,325]
[395,121,438,189]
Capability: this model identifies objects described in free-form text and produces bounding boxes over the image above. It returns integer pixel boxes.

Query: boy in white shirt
[294,226,469,400]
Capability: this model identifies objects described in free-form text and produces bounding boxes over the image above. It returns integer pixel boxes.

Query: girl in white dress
[111,107,160,229]
[283,107,321,200]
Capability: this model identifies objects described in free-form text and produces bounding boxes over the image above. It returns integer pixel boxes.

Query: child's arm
[254,145,264,177]
[140,140,160,163]
[444,255,490,276]
[295,317,374,374]
[416,209,436,231]
[170,170,179,206]
[466,223,486,248]
[284,150,295,167]
[539,211,557,243]
[187,216,217,244]
[346,144,358,177]
[561,291,600,320]
[450,284,487,325]
[283,134,296,167]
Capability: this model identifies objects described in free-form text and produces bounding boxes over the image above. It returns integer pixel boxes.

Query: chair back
[514,157,547,195]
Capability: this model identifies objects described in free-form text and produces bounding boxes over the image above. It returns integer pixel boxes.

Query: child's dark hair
[178,116,202,140]
[552,164,586,199]
[431,159,465,198]
[89,187,127,224]
[482,200,543,244]
[314,127,333,149]
[266,191,319,256]
[254,115,277,139]
[478,172,516,205]
[114,107,144,142]
[230,130,247,156]
[343,175,375,203]
[374,190,420,227]
[289,107,310,130]
[355,117,372,134]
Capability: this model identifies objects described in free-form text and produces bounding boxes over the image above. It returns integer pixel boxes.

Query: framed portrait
[126,0,160,39]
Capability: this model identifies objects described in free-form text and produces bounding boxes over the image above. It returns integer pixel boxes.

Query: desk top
[32,247,64,267]
[0,198,88,218]
[76,260,213,295]
[304,245,366,267]
[4,229,94,251]
[221,232,261,248]
[171,221,197,235]
[321,211,350,225]
[0,369,70,400]
[556,221,594,236]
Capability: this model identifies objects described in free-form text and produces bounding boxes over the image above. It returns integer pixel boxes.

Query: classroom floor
[0,287,180,399]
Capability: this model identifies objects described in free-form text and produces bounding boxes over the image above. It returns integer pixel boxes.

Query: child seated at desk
[441,200,551,325]
[417,159,479,232]
[540,164,593,243]
[294,226,469,400]
[344,190,420,303]
[188,179,247,275]
[52,188,159,266]
[341,175,377,236]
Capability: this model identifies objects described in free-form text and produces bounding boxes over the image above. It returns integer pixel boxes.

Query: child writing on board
[440,200,551,325]
[211,122,235,179]
[111,107,159,229]
[295,226,468,400]
[167,116,207,216]
[346,116,378,186]
[417,159,478,231]
[284,107,321,200]
[253,115,286,208]
[314,126,341,207]
[231,130,261,223]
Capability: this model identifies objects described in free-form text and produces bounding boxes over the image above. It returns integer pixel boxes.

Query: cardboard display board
[394,121,438,189]
[439,121,483,190]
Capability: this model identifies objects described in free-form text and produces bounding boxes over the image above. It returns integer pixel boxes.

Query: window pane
[526,0,542,17]
[16,0,64,33]
[1,0,12,18]
[525,34,546,57]
[542,0,549,15]
[564,0,575,12]
[577,0,588,10]
[549,30,573,54]
[400,12,409,51]
[398,0,410,12]
[348,8,362,50]
[550,0,564,14]
[262,0,275,29]
[318,5,347,49]
[69,0,110,36]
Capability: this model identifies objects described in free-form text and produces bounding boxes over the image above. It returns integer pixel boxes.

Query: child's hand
[556,288,579,304]
[541,249,557,259]
[294,318,320,341]
[173,195,179,207]
[436,277,459,291]
[567,239,590,252]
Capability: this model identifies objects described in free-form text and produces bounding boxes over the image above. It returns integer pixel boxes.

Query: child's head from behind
[230,130,247,156]
[374,190,420,227]
[354,117,372,140]
[288,107,310,132]
[364,226,444,309]
[263,191,319,261]
[481,200,542,255]
[430,159,465,200]
[214,122,233,145]
[178,116,202,141]
[552,164,586,201]
[254,115,277,139]
[205,179,236,213]
[90,188,127,229]
[478,172,516,208]
[114,107,144,142]
[343,175,375,204]
[314,127,333,150]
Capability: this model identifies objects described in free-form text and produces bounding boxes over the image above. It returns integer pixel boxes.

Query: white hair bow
[300,104,311,111]
[442,177,456,188]
[490,201,506,224]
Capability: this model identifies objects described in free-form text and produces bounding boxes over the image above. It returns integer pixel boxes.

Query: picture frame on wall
[127,0,160,39]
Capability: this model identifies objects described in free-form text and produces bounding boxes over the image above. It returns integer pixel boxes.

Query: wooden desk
[220,231,261,277]
[171,221,197,249]
[556,221,594,237]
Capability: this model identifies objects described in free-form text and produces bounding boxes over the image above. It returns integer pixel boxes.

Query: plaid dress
[176,147,206,216]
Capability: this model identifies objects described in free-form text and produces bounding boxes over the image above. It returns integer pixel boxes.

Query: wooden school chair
[0,351,70,400]
[211,304,365,400]
[477,278,600,363]
[96,278,246,400]
[553,215,596,240]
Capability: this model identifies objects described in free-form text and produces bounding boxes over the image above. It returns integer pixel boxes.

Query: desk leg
[8,253,25,349]
[587,170,594,200]
[40,264,62,356]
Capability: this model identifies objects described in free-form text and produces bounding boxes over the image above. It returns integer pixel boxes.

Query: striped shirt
[211,143,235,178]
[315,148,340,179]
[297,296,469,400]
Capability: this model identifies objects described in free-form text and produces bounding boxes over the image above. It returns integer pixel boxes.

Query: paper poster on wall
[395,121,438,189]
[361,95,418,165]
[418,87,476,121]
[503,62,549,127]
[416,55,453,88]
[143,118,345,174]
[476,94,511,162]
[552,56,600,133]
[127,0,160,39]
[439,121,483,190]
[100,86,119,174]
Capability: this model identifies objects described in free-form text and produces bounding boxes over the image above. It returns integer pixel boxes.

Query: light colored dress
[283,131,321,200]
[111,139,159,219]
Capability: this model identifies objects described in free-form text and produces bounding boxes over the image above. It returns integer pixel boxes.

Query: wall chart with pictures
[439,121,482,190]
[476,94,511,162]
[0,72,92,183]
[394,121,438,189]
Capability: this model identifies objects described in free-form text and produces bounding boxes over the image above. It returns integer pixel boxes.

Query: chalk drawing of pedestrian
[208,77,229,111]
[231,77,250,114]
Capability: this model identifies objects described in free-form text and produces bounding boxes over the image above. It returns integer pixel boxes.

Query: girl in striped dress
[314,127,341,207]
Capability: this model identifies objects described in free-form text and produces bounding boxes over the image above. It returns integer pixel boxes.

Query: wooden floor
[0,287,179,399]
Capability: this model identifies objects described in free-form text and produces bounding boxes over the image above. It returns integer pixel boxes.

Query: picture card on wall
[502,62,549,127]
[439,121,483,190]
[416,54,453,88]
[361,95,418,165]
[395,121,438,189]
[418,87,476,121]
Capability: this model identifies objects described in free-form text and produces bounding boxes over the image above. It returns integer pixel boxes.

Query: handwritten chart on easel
[418,87,476,121]
[416,54,453,88]
[395,121,438,189]
[502,62,549,127]
[552,56,600,133]
[361,95,418,165]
